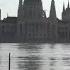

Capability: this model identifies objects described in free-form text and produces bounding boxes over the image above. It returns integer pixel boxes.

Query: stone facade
[17,0,47,42]
[0,0,70,43]
[57,1,70,43]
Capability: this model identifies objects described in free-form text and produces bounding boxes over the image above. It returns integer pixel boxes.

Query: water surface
[0,43,70,70]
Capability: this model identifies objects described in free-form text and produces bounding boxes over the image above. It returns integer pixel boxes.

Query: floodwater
[0,43,70,70]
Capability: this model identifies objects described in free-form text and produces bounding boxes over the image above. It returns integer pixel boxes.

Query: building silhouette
[0,0,70,43]
[17,0,47,42]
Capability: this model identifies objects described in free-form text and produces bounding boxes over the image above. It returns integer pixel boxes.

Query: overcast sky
[0,0,69,19]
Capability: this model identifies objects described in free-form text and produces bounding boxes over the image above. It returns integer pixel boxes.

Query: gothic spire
[0,9,1,20]
[19,0,22,8]
[62,2,66,20]
[63,2,65,12]
[49,0,56,19]
[68,0,69,8]
[18,0,23,20]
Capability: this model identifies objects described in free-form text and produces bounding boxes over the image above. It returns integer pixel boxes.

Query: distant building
[0,0,70,43]
[57,1,70,43]
[17,0,47,42]
[62,1,70,22]
[47,0,58,42]
[0,16,17,42]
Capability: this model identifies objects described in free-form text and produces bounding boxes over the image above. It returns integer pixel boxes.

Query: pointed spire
[0,9,1,20]
[52,0,54,3]
[18,0,23,20]
[63,2,65,11]
[19,0,22,8]
[49,0,56,19]
[68,0,69,8]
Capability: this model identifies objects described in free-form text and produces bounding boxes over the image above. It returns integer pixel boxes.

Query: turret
[63,2,65,12]
[62,2,66,20]
[0,9,1,20]
[18,0,23,21]
[62,1,70,22]
[48,0,57,42]
[49,0,56,20]
[67,0,70,9]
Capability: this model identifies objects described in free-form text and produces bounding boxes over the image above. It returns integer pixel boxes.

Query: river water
[0,43,70,70]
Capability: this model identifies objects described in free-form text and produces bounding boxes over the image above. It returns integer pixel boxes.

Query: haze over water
[0,43,70,70]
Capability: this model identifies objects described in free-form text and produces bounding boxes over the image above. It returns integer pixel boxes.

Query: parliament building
[0,0,70,43]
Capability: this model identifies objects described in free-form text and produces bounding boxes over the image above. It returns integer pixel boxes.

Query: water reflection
[17,43,43,70]
[18,55,42,70]
[0,43,70,70]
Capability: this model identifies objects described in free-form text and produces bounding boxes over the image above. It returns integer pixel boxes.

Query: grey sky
[0,0,69,19]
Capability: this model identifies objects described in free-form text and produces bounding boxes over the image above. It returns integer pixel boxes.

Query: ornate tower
[18,0,23,22]
[0,9,1,20]
[48,0,57,42]
[62,0,70,22]
[23,0,44,23]
[67,0,69,9]
[62,2,66,21]
[63,2,65,12]
[17,0,47,42]
[17,0,23,40]
[49,0,56,22]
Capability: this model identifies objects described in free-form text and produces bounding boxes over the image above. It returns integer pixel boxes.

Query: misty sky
[0,0,70,19]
